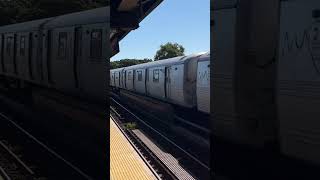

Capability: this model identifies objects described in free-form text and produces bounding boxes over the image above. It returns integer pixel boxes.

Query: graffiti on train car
[282,21,320,74]
[199,69,210,81]
[282,30,311,55]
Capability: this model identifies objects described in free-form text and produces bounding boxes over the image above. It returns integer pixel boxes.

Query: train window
[58,32,67,59]
[90,29,102,58]
[137,71,142,81]
[153,69,159,82]
[20,36,26,56]
[128,71,132,80]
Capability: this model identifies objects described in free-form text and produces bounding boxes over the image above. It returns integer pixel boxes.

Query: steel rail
[0,113,93,180]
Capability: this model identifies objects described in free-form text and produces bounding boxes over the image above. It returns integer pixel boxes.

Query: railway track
[0,112,93,180]
[0,140,35,180]
[0,166,10,180]
[110,97,210,180]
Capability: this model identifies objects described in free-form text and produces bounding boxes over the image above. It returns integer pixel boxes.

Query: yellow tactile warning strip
[110,118,156,180]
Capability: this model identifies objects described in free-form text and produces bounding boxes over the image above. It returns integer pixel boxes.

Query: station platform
[110,117,157,180]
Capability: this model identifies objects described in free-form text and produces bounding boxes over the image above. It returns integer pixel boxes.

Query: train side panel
[213,0,279,146]
[277,0,320,164]
[197,55,210,114]
[0,7,109,104]
[212,3,238,141]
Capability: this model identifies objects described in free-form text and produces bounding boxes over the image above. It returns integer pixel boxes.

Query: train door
[28,32,35,80]
[122,70,124,88]
[16,33,30,80]
[121,70,125,88]
[118,72,121,87]
[113,72,116,87]
[135,69,146,94]
[126,70,134,90]
[165,66,171,99]
[119,70,122,88]
[3,33,15,76]
[50,27,76,91]
[133,70,136,90]
[168,64,184,105]
[146,68,149,95]
[114,71,119,87]
[73,27,81,88]
[30,32,44,83]
[13,34,18,76]
[40,30,51,85]
[78,24,108,101]
[124,70,127,89]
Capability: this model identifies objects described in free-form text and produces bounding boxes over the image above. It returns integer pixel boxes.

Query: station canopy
[110,0,163,57]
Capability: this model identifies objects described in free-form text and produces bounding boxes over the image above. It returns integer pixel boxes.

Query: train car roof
[44,6,109,29]
[110,67,125,72]
[0,7,109,33]
[110,52,209,72]
[198,52,210,61]
[0,18,53,33]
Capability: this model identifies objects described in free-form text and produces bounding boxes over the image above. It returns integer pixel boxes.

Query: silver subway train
[0,7,109,103]
[110,52,210,114]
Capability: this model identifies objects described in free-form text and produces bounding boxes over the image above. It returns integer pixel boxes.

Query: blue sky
[111,0,210,61]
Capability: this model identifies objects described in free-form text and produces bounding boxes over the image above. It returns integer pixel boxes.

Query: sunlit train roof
[110,0,164,57]
[111,52,209,71]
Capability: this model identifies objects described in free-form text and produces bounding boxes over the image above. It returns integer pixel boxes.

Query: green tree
[110,58,152,69]
[154,42,185,60]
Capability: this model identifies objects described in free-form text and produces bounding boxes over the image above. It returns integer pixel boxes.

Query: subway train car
[0,7,109,104]
[277,0,320,165]
[110,52,210,114]
[213,0,320,166]
[212,0,278,146]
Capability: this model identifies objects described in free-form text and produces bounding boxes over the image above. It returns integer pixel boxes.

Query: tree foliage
[111,58,153,69]
[154,42,185,61]
[0,0,108,25]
